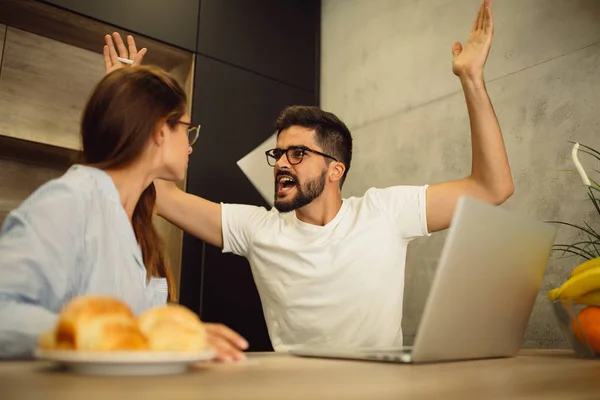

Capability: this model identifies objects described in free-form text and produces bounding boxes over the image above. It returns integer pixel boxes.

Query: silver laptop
[291,196,557,364]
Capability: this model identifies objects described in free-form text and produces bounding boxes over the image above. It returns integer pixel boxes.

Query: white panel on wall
[237,132,277,206]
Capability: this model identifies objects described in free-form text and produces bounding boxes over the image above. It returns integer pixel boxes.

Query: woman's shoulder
[16,165,107,217]
[1,166,101,239]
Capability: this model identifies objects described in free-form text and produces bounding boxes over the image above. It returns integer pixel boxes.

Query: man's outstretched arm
[154,180,224,249]
[426,0,513,233]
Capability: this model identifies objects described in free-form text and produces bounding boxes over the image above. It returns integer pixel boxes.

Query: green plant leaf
[552,243,597,259]
[588,185,600,194]
[587,189,600,219]
[589,178,600,188]
[547,221,600,240]
[584,234,600,257]
[568,141,600,157]
[582,221,600,243]
[551,245,592,260]
[557,239,600,258]
[575,142,600,158]
[552,141,600,261]
[577,148,600,163]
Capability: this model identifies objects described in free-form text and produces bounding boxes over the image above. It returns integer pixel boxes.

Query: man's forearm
[154,181,224,248]
[461,75,514,203]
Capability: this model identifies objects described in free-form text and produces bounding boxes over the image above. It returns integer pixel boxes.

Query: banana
[547,266,600,300]
[547,288,560,300]
[570,257,600,278]
[573,290,600,306]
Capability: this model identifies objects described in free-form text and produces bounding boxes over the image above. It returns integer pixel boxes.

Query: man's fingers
[484,2,493,34]
[127,35,138,60]
[112,32,129,59]
[105,34,120,66]
[452,42,463,57]
[472,3,483,31]
[477,0,487,30]
[206,323,249,350]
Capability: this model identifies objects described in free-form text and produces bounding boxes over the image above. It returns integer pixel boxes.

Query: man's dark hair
[275,105,353,186]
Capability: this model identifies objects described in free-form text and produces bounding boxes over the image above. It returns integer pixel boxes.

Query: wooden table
[0,349,598,400]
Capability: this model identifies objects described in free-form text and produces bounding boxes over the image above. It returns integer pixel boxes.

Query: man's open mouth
[277,175,297,193]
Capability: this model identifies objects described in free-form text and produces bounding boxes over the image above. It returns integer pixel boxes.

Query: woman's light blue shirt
[0,165,168,358]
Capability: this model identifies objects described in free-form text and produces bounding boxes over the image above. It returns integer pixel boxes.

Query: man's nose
[275,153,291,168]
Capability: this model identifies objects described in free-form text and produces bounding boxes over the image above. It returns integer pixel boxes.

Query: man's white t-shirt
[221,185,430,351]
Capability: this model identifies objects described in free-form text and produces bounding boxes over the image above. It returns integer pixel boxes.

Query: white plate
[34,348,216,376]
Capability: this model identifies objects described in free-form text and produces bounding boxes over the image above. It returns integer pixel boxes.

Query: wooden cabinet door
[0,25,5,66]
[0,27,104,150]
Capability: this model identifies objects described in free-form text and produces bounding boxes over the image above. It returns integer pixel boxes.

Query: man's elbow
[490,181,514,205]
[471,175,514,206]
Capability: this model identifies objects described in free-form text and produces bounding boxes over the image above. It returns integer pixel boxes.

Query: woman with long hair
[0,66,247,361]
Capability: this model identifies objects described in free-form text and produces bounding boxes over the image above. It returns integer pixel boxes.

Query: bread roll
[54,296,148,351]
[38,329,56,350]
[138,304,207,352]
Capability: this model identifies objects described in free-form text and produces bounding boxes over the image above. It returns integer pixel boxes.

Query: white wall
[321,0,600,347]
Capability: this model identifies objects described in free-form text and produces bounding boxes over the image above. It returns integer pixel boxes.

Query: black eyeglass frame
[265,145,338,167]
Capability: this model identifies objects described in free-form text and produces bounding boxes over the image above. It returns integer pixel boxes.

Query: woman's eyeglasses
[170,120,201,146]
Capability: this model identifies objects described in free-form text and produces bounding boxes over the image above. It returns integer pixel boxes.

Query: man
[104,0,512,354]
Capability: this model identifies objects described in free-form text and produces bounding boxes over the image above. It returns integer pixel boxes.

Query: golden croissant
[138,304,208,352]
[39,295,207,352]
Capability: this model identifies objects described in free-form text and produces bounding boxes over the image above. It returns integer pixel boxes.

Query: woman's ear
[153,121,169,147]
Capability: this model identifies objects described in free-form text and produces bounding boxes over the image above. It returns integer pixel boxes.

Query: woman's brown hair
[79,65,187,302]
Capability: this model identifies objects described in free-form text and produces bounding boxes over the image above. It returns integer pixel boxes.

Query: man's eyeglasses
[265,146,338,167]
[170,120,201,146]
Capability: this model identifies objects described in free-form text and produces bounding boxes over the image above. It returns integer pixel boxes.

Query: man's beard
[274,170,327,213]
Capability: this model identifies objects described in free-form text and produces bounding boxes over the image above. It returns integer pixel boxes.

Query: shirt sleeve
[0,181,84,359]
[366,185,431,241]
[221,203,269,257]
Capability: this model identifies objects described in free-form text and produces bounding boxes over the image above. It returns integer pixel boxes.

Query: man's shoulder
[344,185,428,204]
[340,185,429,224]
[221,202,283,225]
[221,202,273,215]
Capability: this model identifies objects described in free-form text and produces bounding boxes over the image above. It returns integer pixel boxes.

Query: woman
[0,66,247,361]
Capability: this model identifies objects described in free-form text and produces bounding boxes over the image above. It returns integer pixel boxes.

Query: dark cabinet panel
[180,55,315,351]
[39,0,199,51]
[197,0,320,93]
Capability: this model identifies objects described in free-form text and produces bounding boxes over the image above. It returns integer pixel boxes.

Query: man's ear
[329,162,346,183]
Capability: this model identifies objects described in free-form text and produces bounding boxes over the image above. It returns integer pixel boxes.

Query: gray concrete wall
[321,0,600,348]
